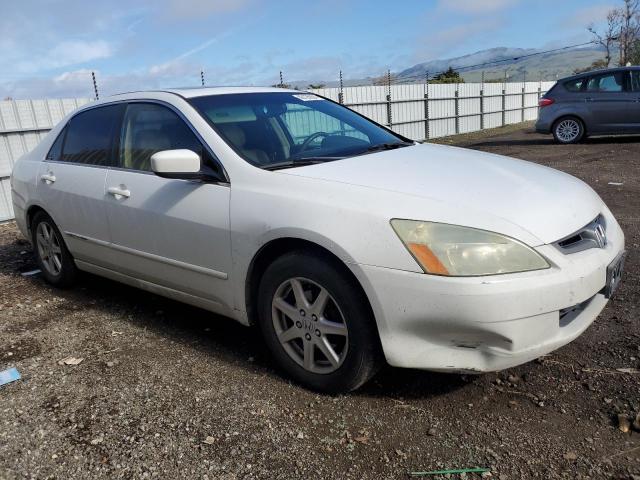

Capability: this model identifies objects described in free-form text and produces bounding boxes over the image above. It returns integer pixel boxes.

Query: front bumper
[358,214,624,372]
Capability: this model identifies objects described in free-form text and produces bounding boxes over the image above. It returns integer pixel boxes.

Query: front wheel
[552,117,585,144]
[257,251,382,393]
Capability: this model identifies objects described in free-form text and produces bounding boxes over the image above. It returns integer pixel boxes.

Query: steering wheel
[299,132,330,152]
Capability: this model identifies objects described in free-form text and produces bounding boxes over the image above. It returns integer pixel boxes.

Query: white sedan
[11,87,625,393]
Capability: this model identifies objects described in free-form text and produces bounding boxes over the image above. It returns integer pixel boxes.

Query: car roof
[560,66,640,83]
[109,86,301,99]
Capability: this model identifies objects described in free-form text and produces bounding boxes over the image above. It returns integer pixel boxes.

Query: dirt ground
[1,125,639,480]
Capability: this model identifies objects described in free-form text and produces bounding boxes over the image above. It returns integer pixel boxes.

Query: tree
[588,0,640,66]
[588,10,621,67]
[573,59,609,74]
[307,83,326,89]
[630,38,640,64]
[617,0,640,65]
[431,67,464,84]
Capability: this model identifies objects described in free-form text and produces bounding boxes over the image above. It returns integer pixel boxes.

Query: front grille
[553,215,607,254]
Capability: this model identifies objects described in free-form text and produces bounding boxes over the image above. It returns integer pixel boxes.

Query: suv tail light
[539,98,555,107]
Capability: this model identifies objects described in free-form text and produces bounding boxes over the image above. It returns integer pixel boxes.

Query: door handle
[107,186,130,199]
[40,173,56,184]
[585,97,594,102]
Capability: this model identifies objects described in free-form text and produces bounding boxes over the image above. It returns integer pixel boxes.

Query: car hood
[282,143,603,245]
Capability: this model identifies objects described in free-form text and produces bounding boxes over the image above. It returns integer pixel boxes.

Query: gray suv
[536,67,640,144]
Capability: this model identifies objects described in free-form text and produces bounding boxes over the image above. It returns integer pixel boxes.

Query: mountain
[397,46,607,83]
[287,46,609,89]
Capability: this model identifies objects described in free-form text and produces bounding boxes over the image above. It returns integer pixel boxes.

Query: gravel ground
[1,126,639,480]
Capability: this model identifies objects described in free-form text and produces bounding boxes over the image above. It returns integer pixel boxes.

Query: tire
[552,117,585,144]
[31,211,78,288]
[257,251,382,393]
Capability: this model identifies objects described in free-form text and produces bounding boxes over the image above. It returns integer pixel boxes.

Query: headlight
[391,219,549,276]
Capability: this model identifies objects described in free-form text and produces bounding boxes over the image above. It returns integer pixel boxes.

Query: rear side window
[119,103,204,172]
[563,79,584,92]
[61,104,124,166]
[585,72,625,93]
[631,71,640,92]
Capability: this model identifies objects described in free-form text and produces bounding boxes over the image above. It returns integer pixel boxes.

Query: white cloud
[15,40,113,74]
[437,0,520,14]
[567,4,617,27]
[161,0,254,19]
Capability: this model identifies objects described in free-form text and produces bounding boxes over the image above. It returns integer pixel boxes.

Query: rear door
[583,71,635,133]
[37,104,124,265]
[103,101,233,311]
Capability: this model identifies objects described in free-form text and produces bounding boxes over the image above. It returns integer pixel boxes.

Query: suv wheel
[553,117,584,144]
[31,211,78,287]
[257,251,382,393]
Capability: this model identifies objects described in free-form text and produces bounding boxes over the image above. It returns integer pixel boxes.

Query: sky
[0,0,619,99]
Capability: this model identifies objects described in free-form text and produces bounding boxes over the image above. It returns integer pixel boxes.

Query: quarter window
[585,72,625,93]
[61,104,123,166]
[119,103,204,172]
[46,128,66,161]
[563,79,584,92]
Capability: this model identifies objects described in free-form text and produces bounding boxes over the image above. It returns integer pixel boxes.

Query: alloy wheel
[36,222,63,276]
[555,119,581,143]
[271,277,349,374]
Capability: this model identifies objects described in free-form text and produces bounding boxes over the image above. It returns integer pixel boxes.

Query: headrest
[134,129,171,151]
[219,124,246,147]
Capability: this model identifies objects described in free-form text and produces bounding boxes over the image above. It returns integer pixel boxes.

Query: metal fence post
[91,71,99,100]
[521,83,526,123]
[454,85,460,134]
[386,69,393,128]
[424,73,430,140]
[537,79,542,116]
[480,71,485,130]
[501,84,506,127]
[338,70,344,104]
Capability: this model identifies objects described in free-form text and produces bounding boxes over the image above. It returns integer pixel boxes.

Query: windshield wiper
[261,157,342,171]
[366,141,414,153]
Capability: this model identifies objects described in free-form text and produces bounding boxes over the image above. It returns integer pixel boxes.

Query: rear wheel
[257,251,382,393]
[31,211,78,287]
[552,117,584,144]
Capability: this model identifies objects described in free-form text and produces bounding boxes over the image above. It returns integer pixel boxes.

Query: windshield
[189,92,411,169]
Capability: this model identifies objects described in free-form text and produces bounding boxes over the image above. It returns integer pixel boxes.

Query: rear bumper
[535,118,552,134]
[358,216,624,372]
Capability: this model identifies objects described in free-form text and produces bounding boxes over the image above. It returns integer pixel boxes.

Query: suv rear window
[61,104,124,166]
[563,79,584,92]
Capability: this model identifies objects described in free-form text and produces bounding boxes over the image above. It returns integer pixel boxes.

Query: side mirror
[150,149,202,180]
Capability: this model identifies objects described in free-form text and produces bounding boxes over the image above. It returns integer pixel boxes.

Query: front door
[103,102,233,310]
[629,70,640,132]
[37,104,124,265]
[583,71,635,133]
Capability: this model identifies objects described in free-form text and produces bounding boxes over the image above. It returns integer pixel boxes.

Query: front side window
[631,71,640,92]
[61,104,124,166]
[120,103,204,172]
[189,92,410,169]
[585,72,625,93]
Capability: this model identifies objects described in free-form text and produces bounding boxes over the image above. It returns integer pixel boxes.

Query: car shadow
[469,134,640,149]
[1,237,468,398]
